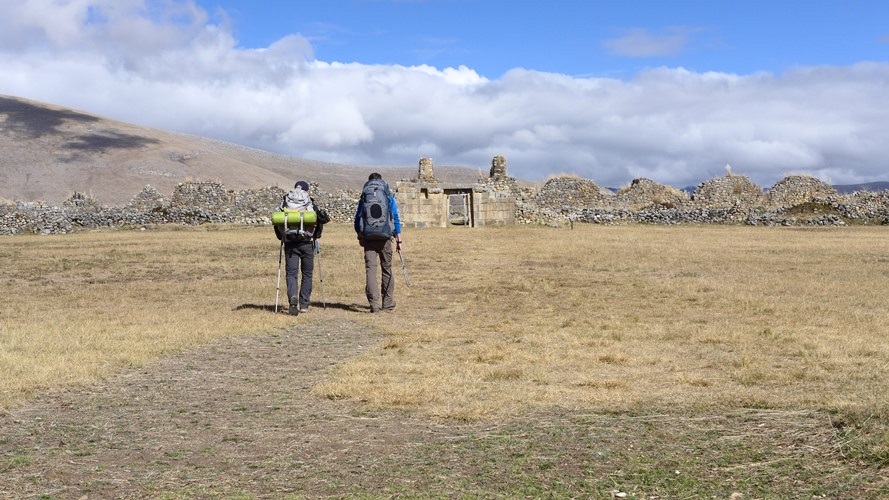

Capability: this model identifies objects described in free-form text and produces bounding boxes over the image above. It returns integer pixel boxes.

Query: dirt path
[2,311,886,498]
[0,313,468,498]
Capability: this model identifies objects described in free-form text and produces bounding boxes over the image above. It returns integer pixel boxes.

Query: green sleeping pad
[272,210,317,225]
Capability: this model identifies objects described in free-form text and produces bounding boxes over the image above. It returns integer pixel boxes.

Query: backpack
[281,189,316,243]
[359,179,394,240]
[284,188,312,211]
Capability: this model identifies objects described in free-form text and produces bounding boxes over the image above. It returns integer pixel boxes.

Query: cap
[294,180,309,191]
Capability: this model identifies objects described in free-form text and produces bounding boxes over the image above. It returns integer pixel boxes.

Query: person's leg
[364,240,384,312]
[380,239,396,310]
[297,241,314,310]
[284,244,300,315]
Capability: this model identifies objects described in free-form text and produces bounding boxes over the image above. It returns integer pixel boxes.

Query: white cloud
[603,27,692,58]
[1,0,888,189]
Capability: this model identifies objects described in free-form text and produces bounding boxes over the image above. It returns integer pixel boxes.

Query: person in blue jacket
[354,172,402,313]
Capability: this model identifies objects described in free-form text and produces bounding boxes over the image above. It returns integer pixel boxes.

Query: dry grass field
[1,222,888,497]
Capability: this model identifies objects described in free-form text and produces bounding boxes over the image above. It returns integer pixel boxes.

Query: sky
[1,0,888,189]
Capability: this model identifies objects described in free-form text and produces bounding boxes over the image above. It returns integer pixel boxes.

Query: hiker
[354,172,402,313]
[275,180,329,316]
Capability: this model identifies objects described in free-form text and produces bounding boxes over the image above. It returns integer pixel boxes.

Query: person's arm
[354,199,364,246]
[390,195,402,250]
[311,199,325,239]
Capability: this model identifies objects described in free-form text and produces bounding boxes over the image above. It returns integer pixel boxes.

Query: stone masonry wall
[529,173,889,226]
[3,172,889,236]
[0,181,360,236]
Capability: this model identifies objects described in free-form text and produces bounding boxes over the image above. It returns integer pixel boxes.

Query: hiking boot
[289,297,300,316]
[299,305,310,313]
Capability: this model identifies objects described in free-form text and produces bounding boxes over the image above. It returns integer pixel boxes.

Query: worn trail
[0,317,458,498]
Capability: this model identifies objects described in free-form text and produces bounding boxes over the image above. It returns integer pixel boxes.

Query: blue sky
[1,0,888,189]
[214,1,887,78]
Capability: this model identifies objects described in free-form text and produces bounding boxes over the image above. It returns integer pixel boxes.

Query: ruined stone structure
[170,181,233,209]
[768,175,837,207]
[490,155,508,178]
[615,178,690,210]
[394,157,516,228]
[417,157,437,183]
[535,176,614,210]
[3,165,889,236]
[126,185,167,212]
[691,174,766,208]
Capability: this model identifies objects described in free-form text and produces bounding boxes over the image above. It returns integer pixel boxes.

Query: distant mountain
[680,182,889,196]
[832,182,889,194]
[0,94,483,206]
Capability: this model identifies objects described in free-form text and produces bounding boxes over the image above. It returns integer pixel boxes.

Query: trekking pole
[397,248,412,287]
[275,240,284,313]
[315,239,326,309]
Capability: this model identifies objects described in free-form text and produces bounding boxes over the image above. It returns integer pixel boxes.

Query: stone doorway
[446,190,474,227]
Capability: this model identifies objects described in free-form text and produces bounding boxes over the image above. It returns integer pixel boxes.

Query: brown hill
[0,95,484,206]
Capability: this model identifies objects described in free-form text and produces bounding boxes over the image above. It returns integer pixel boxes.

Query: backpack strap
[281,207,313,243]
[283,206,302,235]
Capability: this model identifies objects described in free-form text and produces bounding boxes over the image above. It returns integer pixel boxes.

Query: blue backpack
[360,179,394,240]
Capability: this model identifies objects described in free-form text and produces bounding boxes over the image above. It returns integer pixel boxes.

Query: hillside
[0,95,483,206]
[833,182,889,194]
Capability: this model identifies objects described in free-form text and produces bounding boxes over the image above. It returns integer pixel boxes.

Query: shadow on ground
[235,302,368,313]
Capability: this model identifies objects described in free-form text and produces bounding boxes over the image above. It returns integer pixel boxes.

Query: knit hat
[294,180,309,191]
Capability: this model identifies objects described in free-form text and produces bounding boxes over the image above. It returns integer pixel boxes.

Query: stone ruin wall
[531,173,889,226]
[394,156,517,228]
[395,183,517,229]
[2,161,889,235]
[0,181,360,235]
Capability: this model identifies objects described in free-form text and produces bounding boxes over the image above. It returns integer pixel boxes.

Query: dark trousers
[285,240,315,308]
